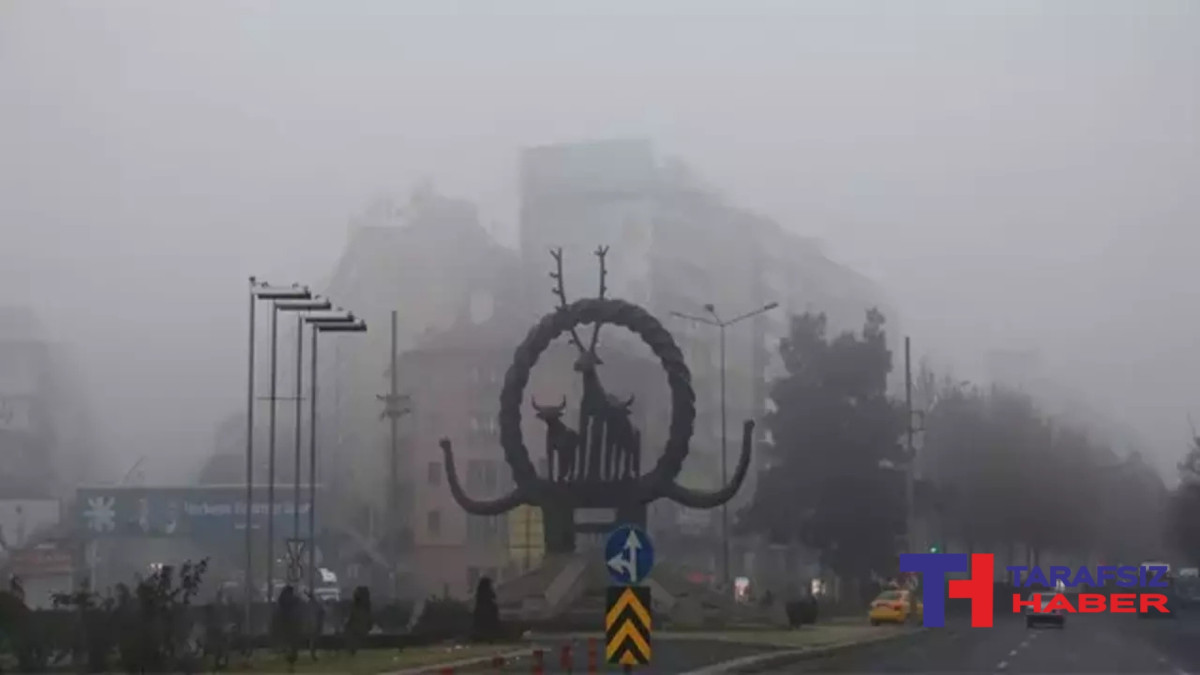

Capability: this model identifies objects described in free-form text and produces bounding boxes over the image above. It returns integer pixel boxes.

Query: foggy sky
[1,0,1197,480]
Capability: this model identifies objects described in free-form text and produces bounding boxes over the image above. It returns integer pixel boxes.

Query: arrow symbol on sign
[607,530,643,583]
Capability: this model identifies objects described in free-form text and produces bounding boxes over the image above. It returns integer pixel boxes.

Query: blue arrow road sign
[605,524,655,585]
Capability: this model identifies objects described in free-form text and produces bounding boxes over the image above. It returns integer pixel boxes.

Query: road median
[680,624,927,674]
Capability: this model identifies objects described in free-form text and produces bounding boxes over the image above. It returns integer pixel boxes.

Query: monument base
[496,551,740,630]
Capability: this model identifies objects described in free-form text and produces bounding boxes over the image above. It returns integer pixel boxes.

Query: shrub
[52,582,119,672]
[785,595,819,627]
[342,587,373,656]
[1,582,50,672]
[272,586,301,671]
[471,577,501,643]
[412,596,472,639]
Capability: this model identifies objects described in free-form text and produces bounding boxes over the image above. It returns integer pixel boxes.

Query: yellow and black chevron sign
[606,586,652,666]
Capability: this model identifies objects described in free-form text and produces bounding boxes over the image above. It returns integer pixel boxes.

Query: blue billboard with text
[74,485,316,542]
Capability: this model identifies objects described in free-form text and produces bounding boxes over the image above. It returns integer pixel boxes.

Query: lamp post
[265,296,331,601]
[246,278,312,629]
[671,301,779,589]
[302,312,367,598]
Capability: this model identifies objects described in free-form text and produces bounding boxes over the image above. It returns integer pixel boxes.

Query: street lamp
[670,301,779,589]
[246,278,311,628]
[266,295,331,601]
[302,312,367,598]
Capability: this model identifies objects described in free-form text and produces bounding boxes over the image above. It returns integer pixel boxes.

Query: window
[427,461,442,486]
[426,510,441,537]
[468,412,499,447]
[467,515,503,544]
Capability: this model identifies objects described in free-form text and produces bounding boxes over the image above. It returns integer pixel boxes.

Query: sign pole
[604,524,654,667]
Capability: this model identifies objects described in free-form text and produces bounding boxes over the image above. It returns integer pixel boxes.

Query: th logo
[900,553,995,627]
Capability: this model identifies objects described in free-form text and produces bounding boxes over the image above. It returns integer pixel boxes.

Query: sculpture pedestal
[496,549,736,629]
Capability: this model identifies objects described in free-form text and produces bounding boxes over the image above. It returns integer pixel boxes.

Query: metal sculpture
[531,396,578,482]
[440,246,755,553]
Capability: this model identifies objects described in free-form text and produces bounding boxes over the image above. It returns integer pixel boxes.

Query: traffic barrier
[532,648,545,674]
[560,644,573,673]
[492,654,506,670]
[587,638,598,673]
[439,668,453,675]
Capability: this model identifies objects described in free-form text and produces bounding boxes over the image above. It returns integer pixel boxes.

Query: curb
[383,646,539,675]
[680,628,929,675]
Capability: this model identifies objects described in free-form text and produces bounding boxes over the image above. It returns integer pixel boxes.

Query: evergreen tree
[740,310,906,592]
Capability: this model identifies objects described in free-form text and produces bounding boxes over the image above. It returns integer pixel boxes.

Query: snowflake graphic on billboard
[84,496,116,532]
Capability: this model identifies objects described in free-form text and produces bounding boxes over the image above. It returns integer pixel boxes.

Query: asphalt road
[459,636,785,674]
[776,610,1200,674]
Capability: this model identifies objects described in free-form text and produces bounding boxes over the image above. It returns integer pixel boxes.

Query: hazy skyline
[1,0,1197,479]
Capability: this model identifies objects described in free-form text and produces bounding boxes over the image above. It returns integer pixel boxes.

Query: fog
[1,0,1197,481]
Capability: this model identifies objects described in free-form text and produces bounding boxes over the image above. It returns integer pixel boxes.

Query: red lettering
[1140,594,1170,614]
[1044,594,1076,613]
[1110,594,1136,613]
[1013,594,1039,612]
[1077,594,1106,613]
[949,554,995,627]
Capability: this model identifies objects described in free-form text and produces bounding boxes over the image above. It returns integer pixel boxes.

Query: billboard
[10,542,72,577]
[74,485,315,541]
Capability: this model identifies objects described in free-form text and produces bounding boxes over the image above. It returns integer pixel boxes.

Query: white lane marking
[996,661,1008,670]
[1173,668,1189,675]
[1009,649,1019,656]
[1020,640,1030,648]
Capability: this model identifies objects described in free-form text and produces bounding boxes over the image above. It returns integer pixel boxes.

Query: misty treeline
[739,309,1167,593]
[1167,440,1200,566]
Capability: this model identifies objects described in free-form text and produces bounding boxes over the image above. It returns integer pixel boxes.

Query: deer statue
[438,241,759,557]
[531,395,579,482]
[548,246,641,483]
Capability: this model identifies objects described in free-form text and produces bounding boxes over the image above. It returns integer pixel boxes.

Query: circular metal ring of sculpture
[498,297,695,500]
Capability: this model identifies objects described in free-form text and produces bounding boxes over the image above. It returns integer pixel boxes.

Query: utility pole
[670,301,778,592]
[904,336,917,554]
[377,310,411,601]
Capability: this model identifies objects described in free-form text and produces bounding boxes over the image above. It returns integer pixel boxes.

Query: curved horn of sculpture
[440,438,526,515]
[662,420,755,509]
[622,394,635,409]
[530,395,567,414]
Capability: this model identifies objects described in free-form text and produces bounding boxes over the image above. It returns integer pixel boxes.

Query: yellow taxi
[868,588,922,625]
